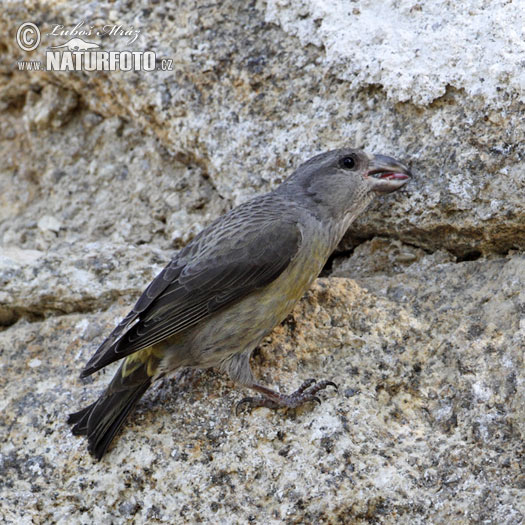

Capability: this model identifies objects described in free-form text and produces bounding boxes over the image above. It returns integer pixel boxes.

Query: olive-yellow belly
[159,229,330,373]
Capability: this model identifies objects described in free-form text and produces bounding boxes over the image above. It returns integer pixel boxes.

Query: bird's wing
[80,257,184,376]
[81,212,302,376]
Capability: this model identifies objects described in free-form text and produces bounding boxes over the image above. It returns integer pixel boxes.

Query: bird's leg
[236,378,337,415]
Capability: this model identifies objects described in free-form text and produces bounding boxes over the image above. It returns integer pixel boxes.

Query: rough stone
[0,243,169,326]
[1,1,523,257]
[0,0,523,523]
[265,0,525,107]
[1,278,523,523]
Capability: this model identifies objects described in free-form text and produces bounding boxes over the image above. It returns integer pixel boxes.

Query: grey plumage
[69,147,412,459]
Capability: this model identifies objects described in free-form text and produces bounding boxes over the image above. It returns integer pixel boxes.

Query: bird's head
[281,148,412,223]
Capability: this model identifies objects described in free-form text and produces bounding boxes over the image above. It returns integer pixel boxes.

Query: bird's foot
[236,378,337,415]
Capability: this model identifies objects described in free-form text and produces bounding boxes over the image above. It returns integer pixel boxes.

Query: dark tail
[68,349,160,460]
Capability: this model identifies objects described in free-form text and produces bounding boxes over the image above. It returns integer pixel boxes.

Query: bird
[68,148,412,460]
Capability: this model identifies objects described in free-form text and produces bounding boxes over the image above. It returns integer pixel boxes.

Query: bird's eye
[340,156,356,170]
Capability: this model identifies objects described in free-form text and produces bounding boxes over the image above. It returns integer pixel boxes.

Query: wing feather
[81,209,302,377]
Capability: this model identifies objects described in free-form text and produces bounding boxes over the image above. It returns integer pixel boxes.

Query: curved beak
[367,154,412,194]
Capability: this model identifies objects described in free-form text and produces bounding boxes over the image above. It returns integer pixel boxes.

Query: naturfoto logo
[16,20,173,73]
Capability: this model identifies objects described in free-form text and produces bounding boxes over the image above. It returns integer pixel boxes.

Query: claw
[236,396,258,416]
[296,378,317,394]
[237,378,338,413]
[303,379,339,397]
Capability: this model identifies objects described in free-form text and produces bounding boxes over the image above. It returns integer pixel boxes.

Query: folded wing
[81,213,302,377]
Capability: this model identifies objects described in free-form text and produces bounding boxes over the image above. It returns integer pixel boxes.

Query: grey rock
[0,0,523,523]
[1,278,523,523]
[24,84,78,131]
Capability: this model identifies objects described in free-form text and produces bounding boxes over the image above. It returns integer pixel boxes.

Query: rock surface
[1,276,523,523]
[1,0,524,523]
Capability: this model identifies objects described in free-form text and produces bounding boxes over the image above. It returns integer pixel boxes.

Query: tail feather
[69,379,151,460]
[93,381,151,460]
[68,402,97,435]
[69,349,160,460]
